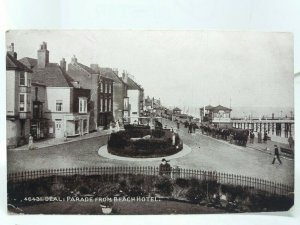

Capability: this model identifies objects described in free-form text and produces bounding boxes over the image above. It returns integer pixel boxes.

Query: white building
[6,43,33,147]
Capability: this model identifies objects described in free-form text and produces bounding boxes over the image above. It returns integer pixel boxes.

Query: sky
[6,30,294,113]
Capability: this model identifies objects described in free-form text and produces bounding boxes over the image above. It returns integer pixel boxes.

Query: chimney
[122,70,128,83]
[60,58,66,71]
[90,64,100,73]
[71,55,77,64]
[7,43,17,59]
[37,42,49,68]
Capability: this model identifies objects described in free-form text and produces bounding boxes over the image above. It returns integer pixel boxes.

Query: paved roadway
[7,119,294,185]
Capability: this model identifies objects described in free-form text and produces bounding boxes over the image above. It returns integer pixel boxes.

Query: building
[68,57,113,130]
[6,43,33,147]
[20,57,48,141]
[200,105,232,128]
[20,42,90,138]
[200,105,214,123]
[123,74,144,124]
[173,107,182,115]
[91,65,127,125]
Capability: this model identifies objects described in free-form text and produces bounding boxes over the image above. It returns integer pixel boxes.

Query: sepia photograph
[5,30,295,215]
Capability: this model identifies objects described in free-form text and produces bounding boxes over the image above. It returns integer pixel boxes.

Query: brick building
[68,57,113,130]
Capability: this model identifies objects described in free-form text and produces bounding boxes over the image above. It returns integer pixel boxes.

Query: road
[7,119,294,185]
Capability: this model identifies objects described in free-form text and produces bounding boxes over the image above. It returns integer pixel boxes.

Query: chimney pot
[37,42,49,68]
[60,58,66,71]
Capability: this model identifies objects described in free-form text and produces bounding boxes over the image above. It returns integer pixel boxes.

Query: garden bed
[107,127,183,158]
[8,173,293,214]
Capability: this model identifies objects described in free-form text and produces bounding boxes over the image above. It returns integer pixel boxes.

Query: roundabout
[98,143,192,162]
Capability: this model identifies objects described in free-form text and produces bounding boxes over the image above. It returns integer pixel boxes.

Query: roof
[32,63,74,87]
[99,68,122,83]
[200,105,214,110]
[6,53,32,72]
[77,62,97,75]
[127,76,143,90]
[211,105,232,112]
[173,107,182,111]
[19,57,37,69]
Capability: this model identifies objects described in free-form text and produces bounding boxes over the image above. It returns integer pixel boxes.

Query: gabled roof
[200,105,214,110]
[6,53,32,72]
[127,76,143,90]
[76,62,97,75]
[32,63,74,87]
[99,68,122,83]
[173,107,181,111]
[211,105,232,112]
[19,57,37,69]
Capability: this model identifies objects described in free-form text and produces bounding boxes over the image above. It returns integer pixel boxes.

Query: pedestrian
[257,131,262,143]
[159,158,171,176]
[263,130,268,143]
[177,121,180,130]
[288,135,294,150]
[250,130,254,144]
[272,145,282,165]
[28,134,34,150]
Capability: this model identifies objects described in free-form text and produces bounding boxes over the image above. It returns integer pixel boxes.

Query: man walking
[272,145,282,165]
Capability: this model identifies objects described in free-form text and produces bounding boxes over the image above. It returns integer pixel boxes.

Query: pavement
[12,130,112,151]
[7,119,294,185]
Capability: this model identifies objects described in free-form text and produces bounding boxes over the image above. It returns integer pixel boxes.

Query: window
[35,87,38,100]
[19,94,25,111]
[27,78,31,87]
[79,97,87,113]
[104,82,107,93]
[99,81,103,93]
[105,98,108,111]
[108,98,111,111]
[100,98,103,112]
[20,72,25,86]
[56,100,63,111]
[55,120,62,129]
[108,83,111,93]
[102,82,105,93]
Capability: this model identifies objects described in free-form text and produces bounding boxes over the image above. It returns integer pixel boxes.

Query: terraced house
[20,42,90,138]
[6,43,33,147]
[68,57,114,130]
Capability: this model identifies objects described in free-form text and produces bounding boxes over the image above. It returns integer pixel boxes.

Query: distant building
[6,43,33,147]
[200,105,232,128]
[173,107,182,115]
[68,57,113,130]
[21,42,90,138]
[124,73,144,124]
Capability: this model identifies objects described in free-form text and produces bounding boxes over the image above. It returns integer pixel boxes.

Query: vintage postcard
[6,30,294,215]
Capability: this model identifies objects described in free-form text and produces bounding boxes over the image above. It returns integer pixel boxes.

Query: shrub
[186,187,206,203]
[155,176,173,196]
[127,185,146,197]
[175,178,190,188]
[108,131,130,148]
[78,184,91,195]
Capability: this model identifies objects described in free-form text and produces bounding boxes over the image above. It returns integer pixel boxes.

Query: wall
[128,89,139,123]
[112,82,124,122]
[46,87,71,113]
[6,70,17,116]
[6,120,20,147]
